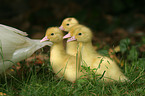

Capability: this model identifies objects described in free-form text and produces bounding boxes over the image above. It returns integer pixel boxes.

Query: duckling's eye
[51,33,54,35]
[78,33,82,35]
[66,24,69,26]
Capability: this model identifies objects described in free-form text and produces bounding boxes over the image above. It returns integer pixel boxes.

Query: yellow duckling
[59,17,84,56]
[0,24,52,74]
[40,27,83,82]
[59,17,79,31]
[68,27,129,82]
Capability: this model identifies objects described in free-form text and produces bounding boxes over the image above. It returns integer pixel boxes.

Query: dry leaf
[0,92,6,96]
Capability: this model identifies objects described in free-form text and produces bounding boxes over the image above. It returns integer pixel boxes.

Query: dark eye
[78,33,82,35]
[51,33,54,35]
[66,24,69,26]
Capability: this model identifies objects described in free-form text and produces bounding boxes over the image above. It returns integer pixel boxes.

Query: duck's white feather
[0,24,52,73]
[0,24,28,36]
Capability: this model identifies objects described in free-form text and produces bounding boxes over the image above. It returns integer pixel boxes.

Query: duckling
[59,17,79,32]
[0,24,52,74]
[40,27,83,82]
[59,17,84,56]
[63,24,84,56]
[60,18,123,67]
[68,27,129,82]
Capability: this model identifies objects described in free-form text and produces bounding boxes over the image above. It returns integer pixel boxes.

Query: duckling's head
[63,28,76,39]
[59,17,79,31]
[40,27,63,43]
[67,27,93,43]
[63,25,84,39]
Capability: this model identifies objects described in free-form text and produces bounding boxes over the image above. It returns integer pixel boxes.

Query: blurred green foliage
[120,38,131,53]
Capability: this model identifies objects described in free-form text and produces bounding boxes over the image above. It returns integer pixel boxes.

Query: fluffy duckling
[68,27,129,82]
[59,17,79,31]
[0,24,52,74]
[40,27,83,82]
[59,17,84,56]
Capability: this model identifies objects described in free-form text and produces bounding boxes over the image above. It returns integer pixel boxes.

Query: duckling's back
[90,55,129,82]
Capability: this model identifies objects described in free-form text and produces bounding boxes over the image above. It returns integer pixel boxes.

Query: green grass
[0,38,145,96]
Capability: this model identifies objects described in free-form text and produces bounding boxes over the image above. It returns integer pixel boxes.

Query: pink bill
[67,36,76,42]
[40,36,49,42]
[63,33,71,39]
[59,26,65,30]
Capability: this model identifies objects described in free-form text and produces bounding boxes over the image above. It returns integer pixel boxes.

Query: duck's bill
[63,33,71,39]
[59,26,65,30]
[67,36,76,42]
[40,36,49,42]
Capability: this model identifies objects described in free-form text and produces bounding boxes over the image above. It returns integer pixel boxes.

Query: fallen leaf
[0,92,6,96]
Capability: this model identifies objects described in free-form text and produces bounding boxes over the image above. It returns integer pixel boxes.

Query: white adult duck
[0,24,52,74]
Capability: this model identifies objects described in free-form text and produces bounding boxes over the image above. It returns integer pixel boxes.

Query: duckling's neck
[50,41,66,58]
[80,41,96,56]
[66,40,78,56]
